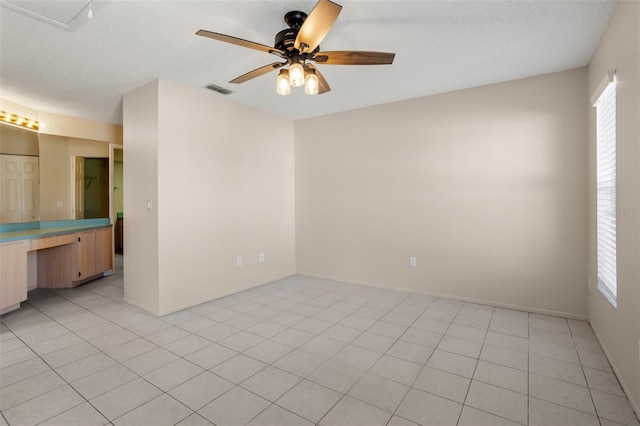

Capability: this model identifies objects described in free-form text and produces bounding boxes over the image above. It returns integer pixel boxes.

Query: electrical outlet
[410,257,417,267]
[259,252,265,263]
[237,256,242,267]
[56,201,63,208]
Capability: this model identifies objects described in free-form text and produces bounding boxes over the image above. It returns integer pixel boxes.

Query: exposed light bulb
[0,111,39,131]
[276,69,291,95]
[304,69,319,95]
[88,0,93,20]
[289,62,304,87]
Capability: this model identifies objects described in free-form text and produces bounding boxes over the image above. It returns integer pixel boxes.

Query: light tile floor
[1,255,639,426]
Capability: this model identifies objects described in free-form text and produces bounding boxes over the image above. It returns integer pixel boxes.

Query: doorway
[73,156,110,219]
[109,145,124,262]
[83,158,109,219]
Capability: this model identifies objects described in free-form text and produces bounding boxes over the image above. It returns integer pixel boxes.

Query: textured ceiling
[0,1,617,125]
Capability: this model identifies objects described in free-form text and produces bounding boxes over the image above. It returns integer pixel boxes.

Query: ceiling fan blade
[229,62,286,84]
[305,64,331,94]
[294,0,342,53]
[313,51,395,65]
[196,30,286,58]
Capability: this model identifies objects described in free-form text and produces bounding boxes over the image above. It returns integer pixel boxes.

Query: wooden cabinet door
[95,227,113,274]
[0,241,28,310]
[76,231,96,280]
[0,241,28,309]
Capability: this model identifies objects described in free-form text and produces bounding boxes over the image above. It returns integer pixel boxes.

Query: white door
[74,156,85,219]
[0,155,22,223]
[0,155,39,223]
[109,144,123,269]
[21,157,39,222]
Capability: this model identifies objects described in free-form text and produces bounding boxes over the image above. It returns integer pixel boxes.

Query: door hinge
[78,237,81,242]
[78,272,81,277]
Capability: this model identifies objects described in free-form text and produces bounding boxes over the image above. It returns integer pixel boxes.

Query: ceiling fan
[196,0,395,95]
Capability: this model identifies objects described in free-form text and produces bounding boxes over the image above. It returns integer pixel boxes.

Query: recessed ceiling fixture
[196,0,395,96]
[1,111,40,131]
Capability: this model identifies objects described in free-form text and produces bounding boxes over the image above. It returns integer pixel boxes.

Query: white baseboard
[122,297,159,316]
[590,322,640,422]
[298,272,588,320]
[154,273,296,316]
[122,273,296,317]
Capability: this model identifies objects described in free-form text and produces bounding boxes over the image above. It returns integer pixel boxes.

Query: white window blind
[596,79,617,306]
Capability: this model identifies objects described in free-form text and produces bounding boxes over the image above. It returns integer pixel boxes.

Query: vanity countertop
[0,219,111,243]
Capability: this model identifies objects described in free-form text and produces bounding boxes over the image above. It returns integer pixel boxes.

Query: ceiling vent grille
[205,84,232,95]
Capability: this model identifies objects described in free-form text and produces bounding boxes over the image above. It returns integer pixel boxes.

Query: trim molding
[122,297,159,316]
[155,273,297,317]
[298,272,588,320]
[590,322,640,421]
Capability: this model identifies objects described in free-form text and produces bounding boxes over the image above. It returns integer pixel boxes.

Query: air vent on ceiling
[205,84,232,95]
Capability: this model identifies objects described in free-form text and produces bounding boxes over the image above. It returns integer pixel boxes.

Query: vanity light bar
[0,110,40,131]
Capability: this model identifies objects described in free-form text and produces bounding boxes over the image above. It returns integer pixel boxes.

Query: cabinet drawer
[30,234,76,251]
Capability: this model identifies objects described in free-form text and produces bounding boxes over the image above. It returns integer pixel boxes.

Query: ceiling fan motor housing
[275,10,319,56]
[275,28,298,51]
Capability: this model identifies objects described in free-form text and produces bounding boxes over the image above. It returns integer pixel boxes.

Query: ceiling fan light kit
[196,0,395,97]
[277,69,291,95]
[304,69,319,95]
[288,61,305,88]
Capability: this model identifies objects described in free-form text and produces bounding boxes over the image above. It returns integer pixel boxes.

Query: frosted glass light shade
[305,70,319,95]
[277,69,291,95]
[289,62,305,87]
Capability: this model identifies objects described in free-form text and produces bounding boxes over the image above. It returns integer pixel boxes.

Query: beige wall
[0,97,123,144]
[0,99,37,121]
[587,0,640,415]
[112,161,123,219]
[38,111,123,144]
[123,80,296,315]
[123,80,160,314]
[0,124,39,156]
[295,68,589,318]
[38,134,70,221]
[38,135,110,221]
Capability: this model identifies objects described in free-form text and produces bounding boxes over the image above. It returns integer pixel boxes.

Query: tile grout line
[569,318,604,425]
[384,297,460,426]
[2,269,633,426]
[0,267,176,425]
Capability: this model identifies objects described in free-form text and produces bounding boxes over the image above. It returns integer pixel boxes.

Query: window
[595,76,617,307]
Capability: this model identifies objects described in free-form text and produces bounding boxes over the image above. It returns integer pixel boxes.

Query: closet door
[21,157,39,222]
[0,155,23,223]
[0,155,40,223]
